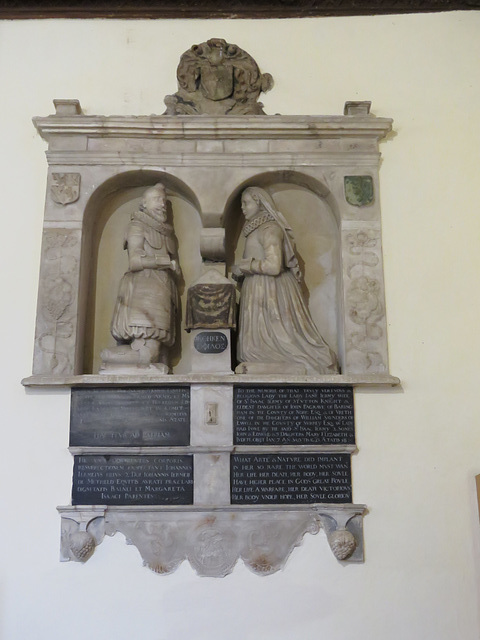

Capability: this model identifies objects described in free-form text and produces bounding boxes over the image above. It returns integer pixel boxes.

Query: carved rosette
[60,507,365,575]
[342,227,388,373]
[164,38,273,115]
[33,228,81,375]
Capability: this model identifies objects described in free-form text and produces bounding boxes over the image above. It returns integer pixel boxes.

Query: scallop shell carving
[246,555,276,575]
[144,560,181,575]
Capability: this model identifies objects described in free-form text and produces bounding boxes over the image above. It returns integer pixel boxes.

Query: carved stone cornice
[22,372,401,387]
[43,151,382,168]
[34,114,393,143]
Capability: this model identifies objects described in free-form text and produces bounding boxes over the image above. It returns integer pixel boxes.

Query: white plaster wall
[1,12,480,640]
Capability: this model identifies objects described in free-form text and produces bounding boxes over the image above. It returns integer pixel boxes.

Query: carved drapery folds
[186,282,237,330]
[164,38,273,115]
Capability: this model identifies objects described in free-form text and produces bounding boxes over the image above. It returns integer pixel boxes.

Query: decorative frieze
[58,504,365,574]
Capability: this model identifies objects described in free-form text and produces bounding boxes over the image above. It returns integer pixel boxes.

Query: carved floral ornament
[59,508,363,574]
[164,38,274,115]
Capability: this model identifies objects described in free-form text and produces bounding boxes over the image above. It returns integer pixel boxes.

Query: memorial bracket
[58,504,366,574]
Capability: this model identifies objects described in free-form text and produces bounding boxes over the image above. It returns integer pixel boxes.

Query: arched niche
[223,171,343,370]
[80,170,202,374]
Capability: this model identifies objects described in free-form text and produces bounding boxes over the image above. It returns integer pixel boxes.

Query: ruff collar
[133,205,173,236]
[243,211,275,237]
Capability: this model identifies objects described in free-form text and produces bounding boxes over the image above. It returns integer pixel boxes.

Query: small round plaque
[194,331,228,354]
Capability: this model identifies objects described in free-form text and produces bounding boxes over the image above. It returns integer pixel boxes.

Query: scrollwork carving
[60,508,364,573]
[346,275,384,370]
[42,276,73,328]
[347,275,383,330]
[164,38,273,115]
[343,228,386,372]
[34,229,80,375]
[346,229,379,277]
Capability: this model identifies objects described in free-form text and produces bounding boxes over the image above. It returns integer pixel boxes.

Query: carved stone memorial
[233,187,339,375]
[164,38,273,115]
[100,182,181,374]
[23,39,399,576]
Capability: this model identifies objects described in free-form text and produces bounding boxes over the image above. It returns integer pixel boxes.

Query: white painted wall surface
[1,12,480,640]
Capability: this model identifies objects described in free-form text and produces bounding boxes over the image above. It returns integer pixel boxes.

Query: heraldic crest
[164,38,274,116]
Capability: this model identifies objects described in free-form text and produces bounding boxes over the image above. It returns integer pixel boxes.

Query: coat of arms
[344,176,374,207]
[164,39,273,116]
[51,173,81,205]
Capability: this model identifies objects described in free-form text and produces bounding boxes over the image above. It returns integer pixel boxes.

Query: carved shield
[344,176,374,207]
[51,173,81,205]
[200,64,234,101]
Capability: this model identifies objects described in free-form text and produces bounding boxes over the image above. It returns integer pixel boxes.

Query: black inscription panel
[72,455,193,505]
[70,387,190,446]
[231,454,351,504]
[234,386,354,445]
[194,331,228,354]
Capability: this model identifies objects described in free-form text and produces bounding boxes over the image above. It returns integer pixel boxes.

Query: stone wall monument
[23,40,398,576]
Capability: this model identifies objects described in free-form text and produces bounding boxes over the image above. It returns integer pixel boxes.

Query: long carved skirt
[237,270,338,375]
[111,269,176,346]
